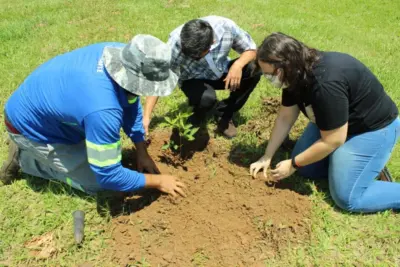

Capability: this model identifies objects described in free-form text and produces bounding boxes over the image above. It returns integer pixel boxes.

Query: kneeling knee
[331,191,361,212]
[199,93,217,110]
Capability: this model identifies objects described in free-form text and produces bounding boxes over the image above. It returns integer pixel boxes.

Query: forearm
[92,164,146,192]
[144,96,158,120]
[294,139,338,167]
[234,50,256,68]
[144,174,161,189]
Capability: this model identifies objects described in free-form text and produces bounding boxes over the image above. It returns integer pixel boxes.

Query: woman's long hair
[256,32,320,90]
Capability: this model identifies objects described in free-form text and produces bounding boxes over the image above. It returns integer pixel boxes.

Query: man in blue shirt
[1,35,186,198]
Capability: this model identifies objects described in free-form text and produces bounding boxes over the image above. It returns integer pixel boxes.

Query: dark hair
[180,19,214,58]
[256,32,320,89]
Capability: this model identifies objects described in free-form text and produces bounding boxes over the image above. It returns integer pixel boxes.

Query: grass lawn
[0,0,399,266]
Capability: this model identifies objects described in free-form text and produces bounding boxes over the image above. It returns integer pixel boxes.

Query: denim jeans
[292,118,400,213]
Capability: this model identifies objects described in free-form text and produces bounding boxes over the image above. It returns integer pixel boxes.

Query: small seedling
[160,109,199,158]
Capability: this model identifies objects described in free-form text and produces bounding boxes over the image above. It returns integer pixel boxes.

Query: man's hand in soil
[270,159,295,181]
[135,141,160,174]
[145,174,187,197]
[250,155,271,179]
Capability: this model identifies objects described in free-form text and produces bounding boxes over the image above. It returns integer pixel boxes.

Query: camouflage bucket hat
[103,34,178,96]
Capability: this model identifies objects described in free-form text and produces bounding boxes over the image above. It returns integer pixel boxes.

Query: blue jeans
[292,118,400,213]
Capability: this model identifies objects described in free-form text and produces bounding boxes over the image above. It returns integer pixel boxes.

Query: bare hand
[137,153,160,174]
[143,116,151,137]
[224,63,243,91]
[158,175,187,197]
[270,159,295,181]
[249,155,271,179]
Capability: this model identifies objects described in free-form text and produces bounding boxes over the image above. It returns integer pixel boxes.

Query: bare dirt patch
[105,109,311,266]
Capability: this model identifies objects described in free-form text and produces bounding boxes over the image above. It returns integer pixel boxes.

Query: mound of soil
[106,124,311,266]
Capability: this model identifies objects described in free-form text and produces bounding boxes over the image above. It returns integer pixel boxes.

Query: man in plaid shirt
[144,16,261,138]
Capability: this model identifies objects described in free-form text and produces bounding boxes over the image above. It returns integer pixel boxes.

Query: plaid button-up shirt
[168,16,257,85]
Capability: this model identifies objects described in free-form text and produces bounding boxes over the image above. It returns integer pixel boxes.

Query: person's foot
[216,118,237,139]
[378,166,393,182]
[0,140,20,186]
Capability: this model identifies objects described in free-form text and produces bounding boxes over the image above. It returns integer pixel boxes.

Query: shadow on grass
[25,174,95,200]
[232,111,251,128]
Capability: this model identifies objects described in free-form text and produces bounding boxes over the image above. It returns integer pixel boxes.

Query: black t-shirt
[282,52,398,135]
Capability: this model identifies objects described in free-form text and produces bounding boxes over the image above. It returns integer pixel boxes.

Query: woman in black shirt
[250,32,400,213]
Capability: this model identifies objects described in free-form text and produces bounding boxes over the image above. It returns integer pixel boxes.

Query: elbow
[337,139,346,146]
[334,141,345,149]
[334,135,346,147]
[96,173,114,190]
[92,165,121,191]
[328,138,345,149]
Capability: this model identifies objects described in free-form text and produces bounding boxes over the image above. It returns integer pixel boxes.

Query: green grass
[1,0,400,266]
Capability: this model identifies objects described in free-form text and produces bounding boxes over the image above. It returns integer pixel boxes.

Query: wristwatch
[291,157,300,169]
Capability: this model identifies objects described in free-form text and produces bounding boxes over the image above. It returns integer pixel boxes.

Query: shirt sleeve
[281,89,298,107]
[84,109,146,192]
[226,19,257,54]
[122,98,145,143]
[167,29,182,76]
[311,81,349,131]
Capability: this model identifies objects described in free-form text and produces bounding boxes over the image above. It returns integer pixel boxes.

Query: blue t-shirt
[5,42,147,192]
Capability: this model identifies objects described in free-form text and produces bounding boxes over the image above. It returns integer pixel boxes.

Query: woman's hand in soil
[270,159,296,181]
[250,156,271,179]
[158,175,187,198]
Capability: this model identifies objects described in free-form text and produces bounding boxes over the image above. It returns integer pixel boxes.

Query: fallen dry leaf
[24,232,57,259]
[251,23,265,29]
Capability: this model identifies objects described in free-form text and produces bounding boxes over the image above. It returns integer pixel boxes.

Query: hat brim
[102,47,178,97]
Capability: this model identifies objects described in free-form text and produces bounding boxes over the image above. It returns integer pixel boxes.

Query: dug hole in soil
[106,97,311,267]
